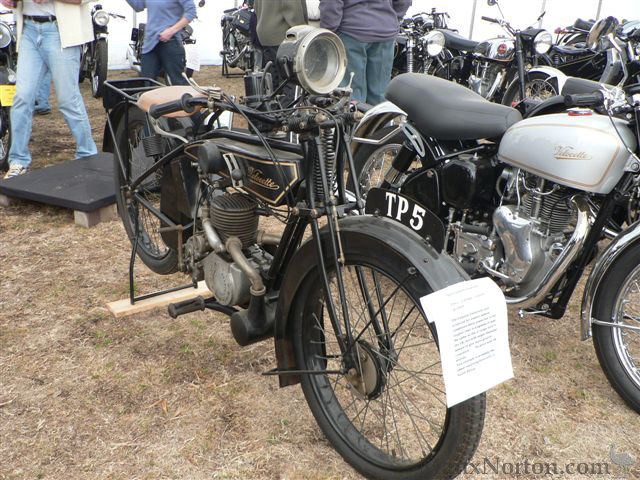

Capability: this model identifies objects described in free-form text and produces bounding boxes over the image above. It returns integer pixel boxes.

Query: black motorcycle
[0,11,16,171]
[79,4,124,98]
[392,10,449,76]
[220,0,256,77]
[103,26,486,480]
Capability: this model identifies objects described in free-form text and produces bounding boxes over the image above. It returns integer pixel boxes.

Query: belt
[24,15,57,23]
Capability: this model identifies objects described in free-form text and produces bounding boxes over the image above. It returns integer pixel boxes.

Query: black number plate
[364,188,445,252]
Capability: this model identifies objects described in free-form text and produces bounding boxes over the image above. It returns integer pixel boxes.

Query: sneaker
[3,165,28,179]
[35,107,51,116]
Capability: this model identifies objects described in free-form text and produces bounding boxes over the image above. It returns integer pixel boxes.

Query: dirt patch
[1,66,640,479]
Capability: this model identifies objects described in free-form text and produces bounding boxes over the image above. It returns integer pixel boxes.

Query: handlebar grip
[167,296,206,319]
[564,91,605,108]
[149,93,195,119]
[481,16,499,23]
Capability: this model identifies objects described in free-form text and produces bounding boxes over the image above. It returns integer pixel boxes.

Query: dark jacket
[320,0,412,43]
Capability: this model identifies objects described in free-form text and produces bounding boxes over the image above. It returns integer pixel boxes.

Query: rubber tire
[501,71,559,108]
[292,233,486,480]
[349,126,405,194]
[0,107,11,171]
[91,39,108,98]
[113,107,178,275]
[592,243,640,413]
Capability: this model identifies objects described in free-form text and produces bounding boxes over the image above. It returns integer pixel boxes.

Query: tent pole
[595,0,603,20]
[469,0,478,38]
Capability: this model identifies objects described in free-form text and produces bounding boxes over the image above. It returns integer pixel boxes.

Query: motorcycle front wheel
[593,243,640,414]
[501,71,559,107]
[91,39,108,98]
[292,236,486,479]
[113,106,178,274]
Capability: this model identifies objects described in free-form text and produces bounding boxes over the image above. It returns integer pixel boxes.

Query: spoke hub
[345,341,386,400]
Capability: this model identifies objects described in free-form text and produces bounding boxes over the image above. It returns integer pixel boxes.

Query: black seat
[573,18,595,31]
[439,29,479,52]
[386,73,522,140]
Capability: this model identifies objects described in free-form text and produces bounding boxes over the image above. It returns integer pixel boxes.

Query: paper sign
[420,277,514,407]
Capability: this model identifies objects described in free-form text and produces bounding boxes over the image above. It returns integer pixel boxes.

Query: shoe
[35,108,51,116]
[3,165,28,179]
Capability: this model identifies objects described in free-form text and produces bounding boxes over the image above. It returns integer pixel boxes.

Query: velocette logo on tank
[247,166,280,191]
[553,145,592,161]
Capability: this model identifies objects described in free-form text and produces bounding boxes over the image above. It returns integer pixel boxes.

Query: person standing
[35,68,52,115]
[125,0,197,86]
[320,0,412,105]
[1,0,98,179]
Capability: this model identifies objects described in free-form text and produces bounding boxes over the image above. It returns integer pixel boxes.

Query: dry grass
[1,66,640,479]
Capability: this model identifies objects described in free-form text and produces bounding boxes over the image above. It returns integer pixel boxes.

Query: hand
[159,27,175,42]
[0,0,16,9]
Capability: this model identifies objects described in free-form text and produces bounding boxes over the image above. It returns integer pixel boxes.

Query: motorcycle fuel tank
[497,112,637,194]
[474,38,514,62]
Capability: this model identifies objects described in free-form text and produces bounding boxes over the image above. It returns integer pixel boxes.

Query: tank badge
[554,146,591,161]
[247,166,280,191]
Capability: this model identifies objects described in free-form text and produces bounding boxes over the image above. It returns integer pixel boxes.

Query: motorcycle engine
[186,193,271,307]
[468,61,504,99]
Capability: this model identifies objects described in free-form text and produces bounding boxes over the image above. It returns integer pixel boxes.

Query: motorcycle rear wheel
[593,244,640,413]
[113,107,178,275]
[292,236,485,479]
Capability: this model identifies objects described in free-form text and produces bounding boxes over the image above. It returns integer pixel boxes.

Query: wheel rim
[357,143,402,197]
[122,122,171,259]
[612,265,640,388]
[302,264,448,469]
[512,77,558,104]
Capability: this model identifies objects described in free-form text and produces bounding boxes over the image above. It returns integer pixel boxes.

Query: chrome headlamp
[533,30,552,54]
[0,22,12,49]
[277,26,347,95]
[422,30,445,57]
[93,10,110,27]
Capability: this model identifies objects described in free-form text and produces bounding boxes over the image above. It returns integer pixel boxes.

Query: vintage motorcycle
[79,4,124,98]
[220,0,256,77]
[392,10,448,76]
[430,0,556,107]
[350,22,640,413]
[0,10,15,171]
[102,26,486,479]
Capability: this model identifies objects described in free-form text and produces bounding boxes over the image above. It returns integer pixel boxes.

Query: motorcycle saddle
[573,18,595,31]
[439,29,479,52]
[137,86,206,118]
[386,73,522,140]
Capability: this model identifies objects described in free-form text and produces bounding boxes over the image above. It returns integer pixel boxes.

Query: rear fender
[273,215,469,387]
[351,101,406,158]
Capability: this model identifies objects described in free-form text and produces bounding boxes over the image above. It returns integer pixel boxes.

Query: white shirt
[22,0,56,17]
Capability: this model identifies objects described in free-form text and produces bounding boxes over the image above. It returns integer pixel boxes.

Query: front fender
[273,215,469,387]
[581,220,640,340]
[351,101,407,157]
[527,65,569,94]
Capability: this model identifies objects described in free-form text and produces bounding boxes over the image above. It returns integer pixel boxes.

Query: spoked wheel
[350,126,405,197]
[293,236,485,479]
[91,39,108,98]
[502,71,559,107]
[0,107,11,171]
[593,243,640,413]
[113,107,178,274]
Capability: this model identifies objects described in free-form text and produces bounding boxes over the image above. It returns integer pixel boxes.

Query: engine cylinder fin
[210,193,259,247]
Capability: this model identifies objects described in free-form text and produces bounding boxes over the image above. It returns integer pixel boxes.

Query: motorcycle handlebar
[481,16,500,24]
[564,91,605,108]
[149,93,198,119]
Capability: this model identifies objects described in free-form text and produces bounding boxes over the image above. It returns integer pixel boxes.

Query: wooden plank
[107,281,213,318]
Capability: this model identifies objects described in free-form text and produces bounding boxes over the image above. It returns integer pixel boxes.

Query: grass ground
[1,66,639,479]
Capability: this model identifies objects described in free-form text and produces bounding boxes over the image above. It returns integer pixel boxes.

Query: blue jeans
[36,68,52,111]
[141,36,187,86]
[9,20,97,168]
[338,33,395,106]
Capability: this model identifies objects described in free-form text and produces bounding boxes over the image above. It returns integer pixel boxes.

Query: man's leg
[7,22,46,169]
[43,22,97,159]
[35,67,52,114]
[338,33,367,104]
[364,39,394,106]
[141,47,162,82]
[158,37,188,86]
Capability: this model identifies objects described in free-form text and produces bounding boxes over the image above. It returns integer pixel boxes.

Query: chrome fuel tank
[497,112,637,194]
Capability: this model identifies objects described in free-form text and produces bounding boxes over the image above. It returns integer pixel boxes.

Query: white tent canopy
[106,0,639,69]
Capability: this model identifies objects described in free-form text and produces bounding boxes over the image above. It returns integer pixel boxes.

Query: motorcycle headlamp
[93,10,110,27]
[276,26,347,95]
[422,30,445,57]
[533,30,552,54]
[0,22,12,49]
